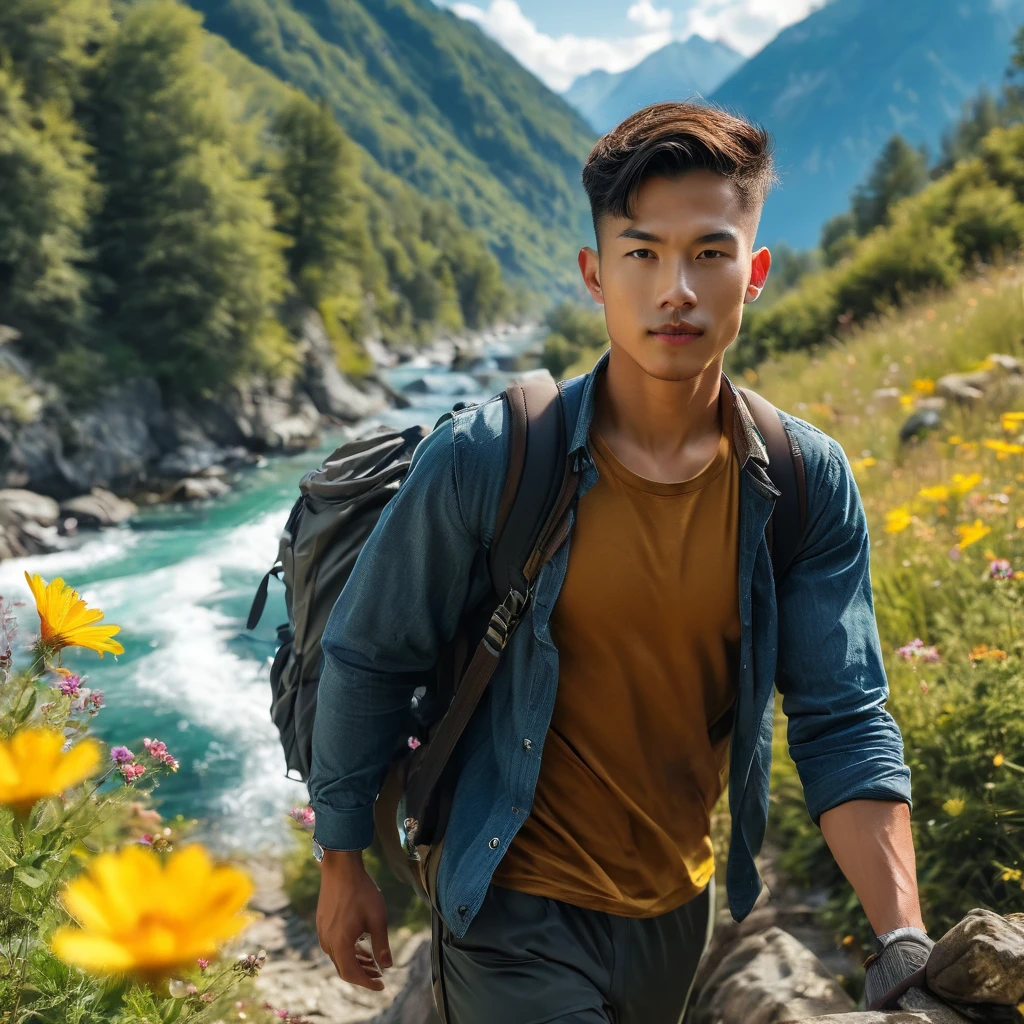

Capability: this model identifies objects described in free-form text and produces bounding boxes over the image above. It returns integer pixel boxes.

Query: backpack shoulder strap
[403,375,576,843]
[488,375,568,599]
[737,387,808,583]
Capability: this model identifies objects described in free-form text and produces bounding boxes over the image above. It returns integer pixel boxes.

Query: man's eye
[697,250,725,259]
[627,249,655,259]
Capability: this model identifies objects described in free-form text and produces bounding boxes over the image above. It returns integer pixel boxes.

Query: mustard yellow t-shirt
[490,391,740,916]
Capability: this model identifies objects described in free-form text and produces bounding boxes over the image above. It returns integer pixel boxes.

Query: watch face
[311,838,325,863]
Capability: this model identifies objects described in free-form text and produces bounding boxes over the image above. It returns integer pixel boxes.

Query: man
[308,102,930,1023]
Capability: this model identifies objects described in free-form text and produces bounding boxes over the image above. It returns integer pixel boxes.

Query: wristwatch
[312,837,326,863]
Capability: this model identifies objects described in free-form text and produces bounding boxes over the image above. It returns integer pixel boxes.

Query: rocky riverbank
[0,311,537,562]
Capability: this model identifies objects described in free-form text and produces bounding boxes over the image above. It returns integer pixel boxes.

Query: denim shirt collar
[568,347,770,473]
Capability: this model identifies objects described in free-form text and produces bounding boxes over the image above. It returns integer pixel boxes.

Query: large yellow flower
[51,845,255,979]
[0,728,100,815]
[25,573,124,658]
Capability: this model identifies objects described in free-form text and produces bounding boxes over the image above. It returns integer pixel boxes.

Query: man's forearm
[819,798,925,935]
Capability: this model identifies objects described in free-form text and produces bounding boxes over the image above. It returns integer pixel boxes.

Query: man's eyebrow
[615,227,739,244]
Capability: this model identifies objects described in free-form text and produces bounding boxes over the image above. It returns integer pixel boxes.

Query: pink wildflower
[120,763,146,784]
[110,746,134,764]
[289,806,315,828]
[186,983,198,996]
[197,958,210,971]
[990,559,1014,579]
[407,735,422,750]
[143,737,168,758]
[89,691,104,710]
[137,833,153,846]
[896,638,940,663]
[59,675,82,696]
[276,1011,289,1021]
[201,992,213,1003]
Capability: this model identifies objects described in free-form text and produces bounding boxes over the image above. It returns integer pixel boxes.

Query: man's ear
[578,246,605,305]
[744,247,771,304]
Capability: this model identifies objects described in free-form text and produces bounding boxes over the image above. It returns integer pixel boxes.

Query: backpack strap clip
[482,585,532,655]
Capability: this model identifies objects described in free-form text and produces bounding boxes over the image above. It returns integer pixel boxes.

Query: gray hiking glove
[864,926,935,1011]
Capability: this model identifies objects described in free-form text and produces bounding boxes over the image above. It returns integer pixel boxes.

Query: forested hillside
[184,0,597,293]
[0,0,517,403]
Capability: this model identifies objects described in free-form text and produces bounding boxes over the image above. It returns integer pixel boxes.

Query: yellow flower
[917,484,950,502]
[24,573,124,658]
[950,473,982,495]
[983,439,1024,457]
[947,435,964,445]
[51,844,254,980]
[0,728,100,816]
[1000,411,1024,432]
[884,506,913,534]
[1000,867,1022,882]
[994,753,1006,767]
[912,378,935,394]
[851,457,877,473]
[956,520,991,549]
[970,644,1007,662]
[942,797,965,817]
[899,394,915,410]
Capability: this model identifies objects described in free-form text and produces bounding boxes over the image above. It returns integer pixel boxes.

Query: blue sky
[433,0,822,91]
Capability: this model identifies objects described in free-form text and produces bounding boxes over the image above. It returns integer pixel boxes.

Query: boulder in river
[59,488,137,529]
[168,477,232,502]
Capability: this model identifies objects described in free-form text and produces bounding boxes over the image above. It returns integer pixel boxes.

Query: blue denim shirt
[309,348,912,938]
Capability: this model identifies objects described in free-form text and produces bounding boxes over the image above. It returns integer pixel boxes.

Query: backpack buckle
[483,586,531,655]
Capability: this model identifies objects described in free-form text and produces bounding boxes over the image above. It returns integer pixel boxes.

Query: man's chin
[633,336,717,381]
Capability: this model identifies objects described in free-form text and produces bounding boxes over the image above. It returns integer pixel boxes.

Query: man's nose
[657,261,698,308]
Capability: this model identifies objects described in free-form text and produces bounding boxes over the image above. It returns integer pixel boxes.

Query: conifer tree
[269,95,376,306]
[851,135,930,236]
[89,0,289,395]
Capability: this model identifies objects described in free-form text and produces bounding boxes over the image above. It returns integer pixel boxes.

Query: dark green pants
[432,880,715,1023]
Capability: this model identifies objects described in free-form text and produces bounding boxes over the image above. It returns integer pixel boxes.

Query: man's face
[578,170,771,381]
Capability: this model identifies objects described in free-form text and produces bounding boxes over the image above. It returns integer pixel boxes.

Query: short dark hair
[582,101,778,237]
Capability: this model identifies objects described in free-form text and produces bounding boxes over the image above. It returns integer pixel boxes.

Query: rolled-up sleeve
[308,418,481,851]
[775,434,912,826]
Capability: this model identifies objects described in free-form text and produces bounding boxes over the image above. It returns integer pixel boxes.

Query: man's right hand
[316,849,393,991]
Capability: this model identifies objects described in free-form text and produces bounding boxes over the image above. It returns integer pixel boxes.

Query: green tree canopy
[0,69,97,355]
[89,0,290,395]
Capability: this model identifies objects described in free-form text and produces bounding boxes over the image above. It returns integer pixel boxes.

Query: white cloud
[627,1,673,31]
[449,0,672,91]
[446,0,821,92]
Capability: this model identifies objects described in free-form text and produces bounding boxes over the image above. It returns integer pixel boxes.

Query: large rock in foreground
[688,925,855,1024]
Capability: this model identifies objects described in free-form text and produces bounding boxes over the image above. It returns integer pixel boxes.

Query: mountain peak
[564,36,746,133]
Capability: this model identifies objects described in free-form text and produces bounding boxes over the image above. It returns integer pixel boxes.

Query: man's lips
[649,324,704,344]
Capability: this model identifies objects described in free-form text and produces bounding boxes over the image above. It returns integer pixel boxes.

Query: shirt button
[522,738,533,750]
[512,807,520,814]
[488,837,500,849]
[458,905,467,915]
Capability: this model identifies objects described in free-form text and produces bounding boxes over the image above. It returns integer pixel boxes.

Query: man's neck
[589,345,726,484]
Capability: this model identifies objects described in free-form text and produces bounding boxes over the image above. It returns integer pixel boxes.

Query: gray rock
[0,489,60,527]
[936,372,989,403]
[688,926,855,1024]
[60,488,137,529]
[168,477,231,502]
[900,409,943,444]
[299,307,388,422]
[155,444,229,479]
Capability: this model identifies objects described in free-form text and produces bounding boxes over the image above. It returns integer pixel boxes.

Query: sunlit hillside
[757,262,1024,953]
